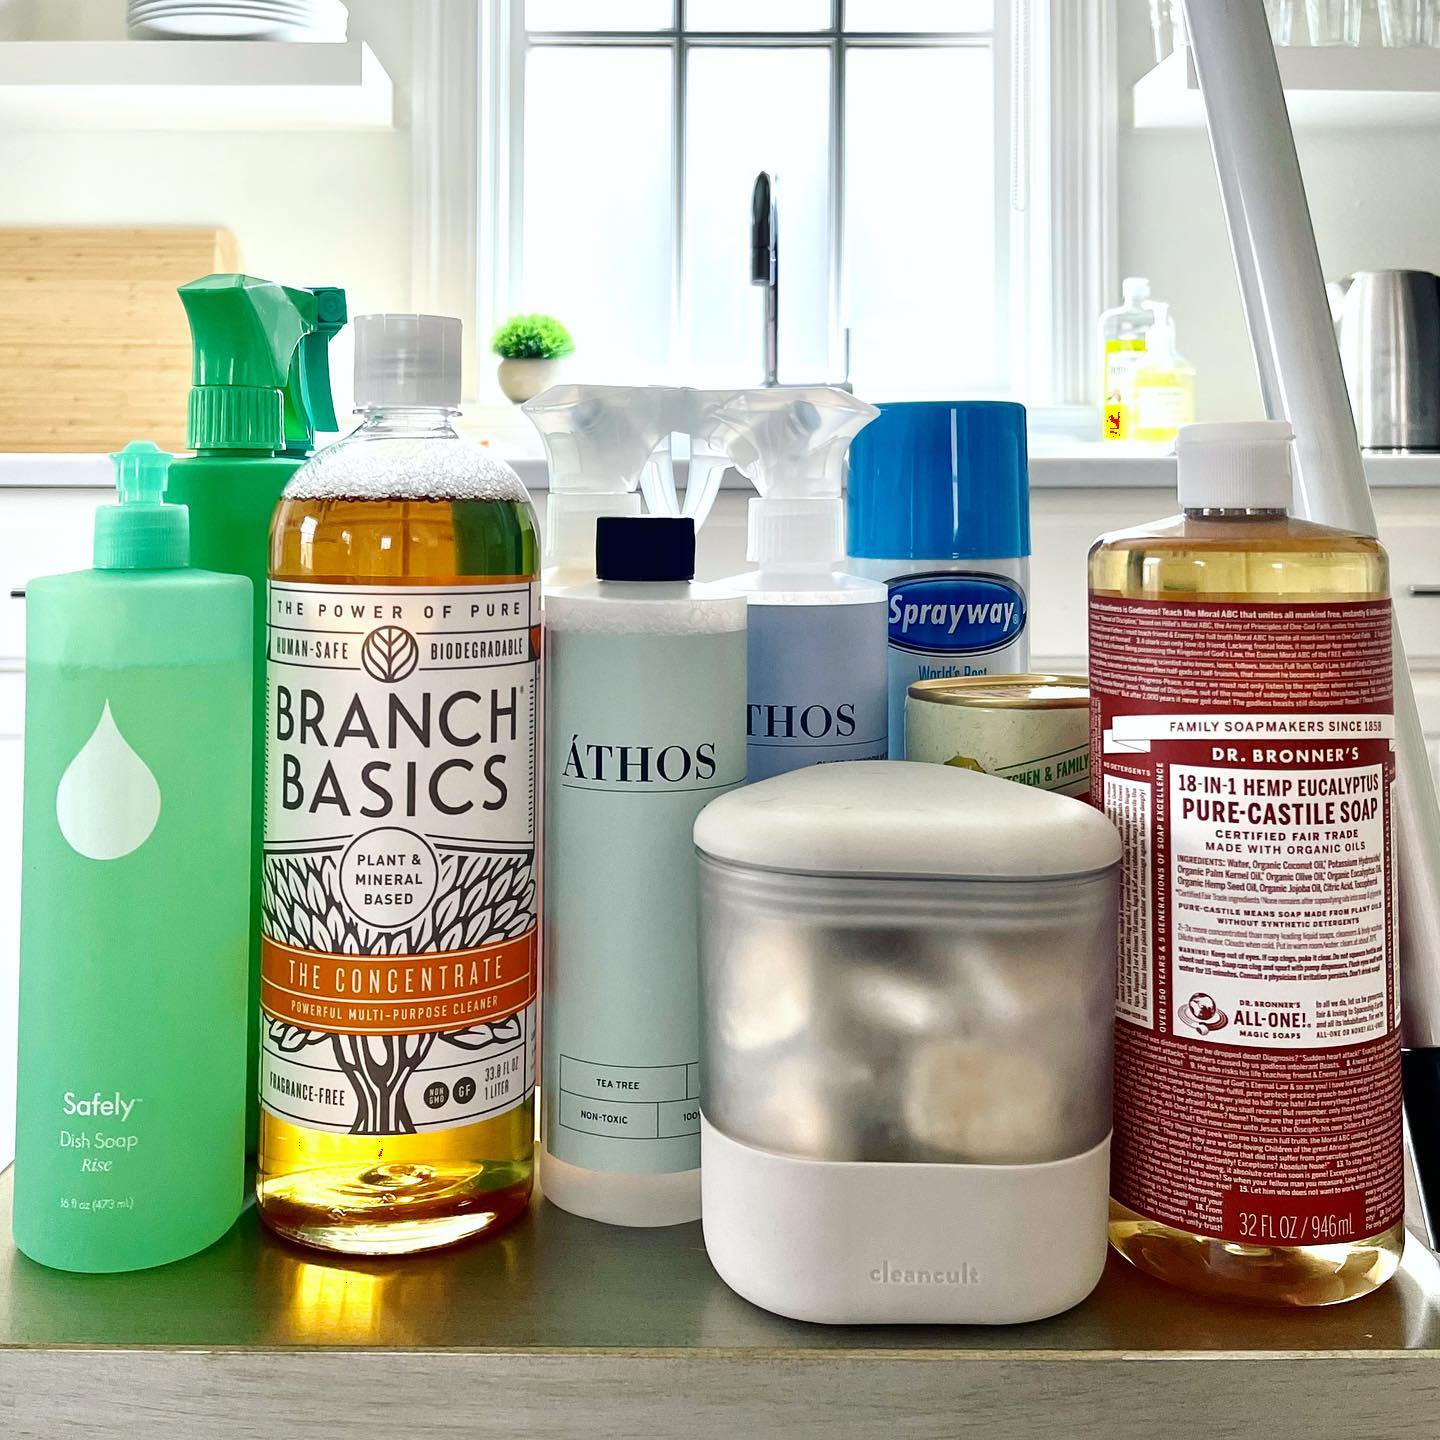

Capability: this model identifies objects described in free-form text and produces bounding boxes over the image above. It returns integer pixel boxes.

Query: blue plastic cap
[846,401,1030,561]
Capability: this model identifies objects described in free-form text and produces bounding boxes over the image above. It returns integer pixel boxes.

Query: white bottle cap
[747,496,844,567]
[354,313,463,410]
[1122,276,1151,303]
[1176,420,1295,510]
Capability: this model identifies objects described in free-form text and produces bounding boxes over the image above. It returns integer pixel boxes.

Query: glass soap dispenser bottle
[14,442,252,1272]
[1090,420,1403,1306]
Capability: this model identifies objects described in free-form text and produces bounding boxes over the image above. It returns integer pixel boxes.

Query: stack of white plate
[127,0,349,42]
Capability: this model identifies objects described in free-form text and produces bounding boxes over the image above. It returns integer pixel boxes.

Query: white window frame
[412,0,1116,441]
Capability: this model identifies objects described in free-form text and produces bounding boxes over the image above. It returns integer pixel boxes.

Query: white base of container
[701,1119,1110,1324]
[540,1146,701,1228]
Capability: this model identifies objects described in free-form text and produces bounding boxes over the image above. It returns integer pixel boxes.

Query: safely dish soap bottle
[1090,420,1403,1305]
[13,443,251,1273]
[259,314,541,1256]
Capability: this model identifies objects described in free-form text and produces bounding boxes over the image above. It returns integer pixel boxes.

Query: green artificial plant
[491,313,576,361]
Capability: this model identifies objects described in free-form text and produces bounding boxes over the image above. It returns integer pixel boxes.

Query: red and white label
[1090,596,1403,1245]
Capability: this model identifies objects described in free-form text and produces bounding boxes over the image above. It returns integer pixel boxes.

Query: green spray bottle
[167,275,346,1148]
[14,444,251,1272]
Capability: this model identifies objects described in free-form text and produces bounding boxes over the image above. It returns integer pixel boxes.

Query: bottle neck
[357,406,460,438]
[1182,506,1288,520]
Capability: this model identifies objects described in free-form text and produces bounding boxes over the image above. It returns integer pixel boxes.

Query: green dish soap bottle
[13,443,252,1273]
[167,274,345,1149]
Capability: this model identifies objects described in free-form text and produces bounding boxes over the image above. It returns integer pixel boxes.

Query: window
[414,1,1116,420]
[512,0,1008,394]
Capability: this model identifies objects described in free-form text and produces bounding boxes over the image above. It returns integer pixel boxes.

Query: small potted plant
[491,313,575,403]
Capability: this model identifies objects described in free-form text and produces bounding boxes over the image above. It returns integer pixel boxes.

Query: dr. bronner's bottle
[1090,421,1403,1305]
[259,315,540,1255]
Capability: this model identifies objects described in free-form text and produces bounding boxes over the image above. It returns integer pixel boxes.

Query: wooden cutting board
[0,226,240,454]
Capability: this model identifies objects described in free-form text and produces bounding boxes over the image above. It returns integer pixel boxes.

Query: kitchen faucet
[750,171,779,387]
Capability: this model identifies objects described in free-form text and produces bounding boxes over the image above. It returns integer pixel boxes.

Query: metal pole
[1184,0,1440,1243]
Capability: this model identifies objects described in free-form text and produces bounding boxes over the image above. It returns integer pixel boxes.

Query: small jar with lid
[694,760,1121,1324]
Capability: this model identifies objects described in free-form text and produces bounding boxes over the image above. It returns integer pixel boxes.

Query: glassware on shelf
[1379,0,1438,44]
[1148,0,1187,61]
[1265,0,1300,42]
[1305,0,1363,43]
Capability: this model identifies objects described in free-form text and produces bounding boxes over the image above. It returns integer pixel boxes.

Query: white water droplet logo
[56,702,162,861]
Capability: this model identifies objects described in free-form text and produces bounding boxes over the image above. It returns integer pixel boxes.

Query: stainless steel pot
[1331,270,1440,451]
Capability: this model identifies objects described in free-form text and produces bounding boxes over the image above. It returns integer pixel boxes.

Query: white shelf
[0,40,393,131]
[1134,44,1440,129]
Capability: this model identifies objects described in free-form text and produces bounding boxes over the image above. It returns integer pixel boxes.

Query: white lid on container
[1176,420,1294,511]
[694,761,1120,881]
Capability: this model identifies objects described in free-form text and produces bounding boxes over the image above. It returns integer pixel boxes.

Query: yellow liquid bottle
[1129,301,1196,446]
[257,316,540,1255]
[1089,421,1404,1305]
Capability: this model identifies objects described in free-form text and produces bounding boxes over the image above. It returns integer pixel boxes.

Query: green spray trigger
[179,274,316,454]
[282,285,347,457]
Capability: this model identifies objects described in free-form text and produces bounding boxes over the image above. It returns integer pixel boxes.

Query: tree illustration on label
[264,847,534,955]
[267,1014,525,1134]
[56,701,162,860]
[361,624,420,683]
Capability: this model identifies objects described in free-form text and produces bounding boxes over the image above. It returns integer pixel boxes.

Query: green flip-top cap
[281,285,347,457]
[94,441,188,570]
[179,274,315,452]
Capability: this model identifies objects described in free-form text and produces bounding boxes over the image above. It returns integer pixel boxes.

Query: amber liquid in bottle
[258,410,539,1255]
[1091,507,1404,1306]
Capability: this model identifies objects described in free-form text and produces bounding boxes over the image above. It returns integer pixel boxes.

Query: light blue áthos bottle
[13,443,252,1273]
[541,517,747,1227]
[716,388,885,779]
[848,401,1032,757]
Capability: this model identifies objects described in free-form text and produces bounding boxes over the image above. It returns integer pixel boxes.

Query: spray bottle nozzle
[711,387,878,568]
[283,285,348,454]
[95,442,188,571]
[178,273,319,454]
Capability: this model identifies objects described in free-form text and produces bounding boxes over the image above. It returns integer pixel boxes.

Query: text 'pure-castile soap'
[258,315,541,1256]
[542,517,747,1226]
[1090,421,1404,1306]
[14,443,251,1272]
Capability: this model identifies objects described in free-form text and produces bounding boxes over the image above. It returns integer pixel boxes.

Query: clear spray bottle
[522,385,670,590]
[717,388,886,779]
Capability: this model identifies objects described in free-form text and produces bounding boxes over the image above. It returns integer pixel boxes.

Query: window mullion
[673,33,687,380]
[831,31,846,387]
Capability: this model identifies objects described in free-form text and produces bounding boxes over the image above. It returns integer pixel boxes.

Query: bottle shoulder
[724,567,887,604]
[282,428,533,504]
[1091,512,1387,557]
[545,580,747,636]
[30,566,250,599]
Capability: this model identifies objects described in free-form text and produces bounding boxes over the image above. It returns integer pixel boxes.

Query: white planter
[497,356,565,404]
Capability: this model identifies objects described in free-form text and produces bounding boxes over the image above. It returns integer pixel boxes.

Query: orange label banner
[260,929,537,1037]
